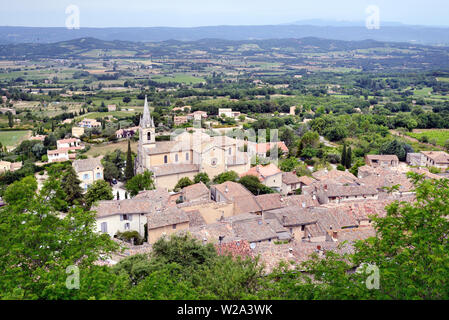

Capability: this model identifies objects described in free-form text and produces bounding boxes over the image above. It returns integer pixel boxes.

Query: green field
[151,74,205,84]
[0,130,31,147]
[85,140,137,157]
[407,129,449,147]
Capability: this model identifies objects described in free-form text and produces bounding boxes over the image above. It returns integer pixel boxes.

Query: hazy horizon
[1,0,449,28]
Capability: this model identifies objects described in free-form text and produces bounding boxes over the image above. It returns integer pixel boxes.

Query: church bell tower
[140,95,156,148]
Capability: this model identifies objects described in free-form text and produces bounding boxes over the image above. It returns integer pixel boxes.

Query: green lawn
[407,129,449,147]
[0,130,31,147]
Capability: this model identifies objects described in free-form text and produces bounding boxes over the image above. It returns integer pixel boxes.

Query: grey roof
[212,181,253,201]
[73,157,103,173]
[145,141,189,155]
[151,163,199,177]
[147,207,189,229]
[324,185,378,197]
[263,206,317,227]
[133,188,171,208]
[181,182,210,201]
[282,172,301,185]
[92,199,153,218]
[232,217,278,243]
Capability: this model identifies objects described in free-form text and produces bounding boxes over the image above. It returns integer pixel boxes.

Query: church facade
[135,96,251,190]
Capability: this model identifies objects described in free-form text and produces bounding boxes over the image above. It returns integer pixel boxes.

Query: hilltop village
[2,95,445,270]
[2,36,449,276]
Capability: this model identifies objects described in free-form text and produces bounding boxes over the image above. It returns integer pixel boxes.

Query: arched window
[164,155,168,164]
[147,132,151,141]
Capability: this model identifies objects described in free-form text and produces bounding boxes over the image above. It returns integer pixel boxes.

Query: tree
[0,176,119,299]
[125,171,155,197]
[280,157,300,172]
[280,128,295,148]
[300,131,319,149]
[194,172,210,185]
[62,166,84,206]
[103,161,120,182]
[379,140,413,162]
[85,180,114,208]
[239,175,274,195]
[7,112,13,128]
[345,146,352,169]
[213,171,239,184]
[341,144,347,167]
[124,140,134,181]
[174,177,194,191]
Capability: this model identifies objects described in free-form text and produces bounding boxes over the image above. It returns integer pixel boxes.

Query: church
[135,96,251,190]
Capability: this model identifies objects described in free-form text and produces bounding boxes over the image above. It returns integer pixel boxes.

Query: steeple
[140,95,154,128]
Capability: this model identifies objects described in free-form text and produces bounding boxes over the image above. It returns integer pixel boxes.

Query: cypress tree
[62,166,84,206]
[346,146,352,169]
[7,112,13,128]
[341,144,347,166]
[125,139,134,181]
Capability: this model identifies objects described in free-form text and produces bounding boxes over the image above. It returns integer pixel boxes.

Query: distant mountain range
[285,19,407,27]
[2,36,449,73]
[1,23,449,45]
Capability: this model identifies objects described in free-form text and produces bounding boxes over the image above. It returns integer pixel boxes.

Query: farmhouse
[73,157,104,191]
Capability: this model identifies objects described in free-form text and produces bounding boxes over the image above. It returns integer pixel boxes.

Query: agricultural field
[406,129,449,147]
[150,73,205,84]
[0,130,31,147]
[84,139,137,157]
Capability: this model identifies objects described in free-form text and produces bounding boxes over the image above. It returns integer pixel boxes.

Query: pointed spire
[141,95,154,128]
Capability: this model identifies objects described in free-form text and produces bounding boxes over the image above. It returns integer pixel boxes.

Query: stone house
[365,154,399,168]
[73,157,104,191]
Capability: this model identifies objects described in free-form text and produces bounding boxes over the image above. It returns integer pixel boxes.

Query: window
[96,172,101,179]
[100,222,108,233]
[186,153,189,161]
[124,223,130,230]
[83,174,89,180]
[147,132,151,141]
[121,214,130,221]
[164,155,168,163]
[175,154,179,162]
[228,148,232,155]
[172,224,177,229]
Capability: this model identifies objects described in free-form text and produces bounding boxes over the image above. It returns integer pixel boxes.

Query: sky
[1,0,449,28]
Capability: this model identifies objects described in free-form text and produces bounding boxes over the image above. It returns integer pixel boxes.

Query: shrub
[116,230,144,245]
